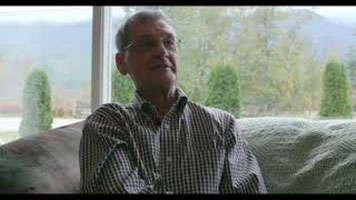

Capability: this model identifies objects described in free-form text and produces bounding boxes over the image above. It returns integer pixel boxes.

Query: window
[109,6,355,120]
[0,6,92,145]
[1,6,355,145]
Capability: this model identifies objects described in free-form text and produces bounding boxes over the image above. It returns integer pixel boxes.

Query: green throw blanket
[0,154,36,193]
[239,117,356,193]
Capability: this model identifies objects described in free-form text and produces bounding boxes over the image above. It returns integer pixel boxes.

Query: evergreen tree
[111,65,135,103]
[344,45,356,111]
[19,68,53,137]
[205,65,241,118]
[345,45,356,88]
[319,60,352,118]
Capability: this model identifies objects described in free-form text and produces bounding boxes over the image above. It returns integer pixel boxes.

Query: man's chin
[154,80,177,91]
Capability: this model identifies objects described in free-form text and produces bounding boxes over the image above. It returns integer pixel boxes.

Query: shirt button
[164,124,169,129]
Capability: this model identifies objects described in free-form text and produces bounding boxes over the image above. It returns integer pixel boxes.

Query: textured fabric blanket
[0,117,355,193]
[239,117,356,193]
[0,121,84,193]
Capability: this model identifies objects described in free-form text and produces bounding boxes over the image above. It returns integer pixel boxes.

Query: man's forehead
[128,19,176,39]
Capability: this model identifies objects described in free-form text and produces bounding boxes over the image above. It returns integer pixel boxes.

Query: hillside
[292,9,356,60]
[0,20,92,103]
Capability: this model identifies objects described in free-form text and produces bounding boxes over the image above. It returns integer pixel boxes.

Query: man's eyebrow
[135,33,176,41]
[135,34,153,41]
[165,33,176,40]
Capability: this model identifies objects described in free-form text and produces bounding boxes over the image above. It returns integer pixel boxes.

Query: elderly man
[79,10,267,194]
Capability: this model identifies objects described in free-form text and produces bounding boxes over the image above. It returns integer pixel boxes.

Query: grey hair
[115,9,176,53]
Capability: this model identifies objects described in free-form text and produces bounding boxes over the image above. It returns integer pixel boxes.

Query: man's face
[116,19,179,92]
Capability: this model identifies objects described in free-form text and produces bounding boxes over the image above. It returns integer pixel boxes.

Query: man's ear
[115,53,128,76]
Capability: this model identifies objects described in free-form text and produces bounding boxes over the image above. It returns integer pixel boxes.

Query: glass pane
[109,6,355,120]
[110,6,135,104]
[0,6,93,145]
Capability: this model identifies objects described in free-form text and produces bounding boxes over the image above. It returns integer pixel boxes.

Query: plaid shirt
[79,88,267,194]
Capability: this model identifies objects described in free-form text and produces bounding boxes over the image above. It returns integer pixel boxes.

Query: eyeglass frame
[122,34,182,53]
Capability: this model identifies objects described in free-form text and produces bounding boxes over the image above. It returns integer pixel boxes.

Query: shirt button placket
[164,123,169,130]
[166,156,172,163]
[162,121,173,194]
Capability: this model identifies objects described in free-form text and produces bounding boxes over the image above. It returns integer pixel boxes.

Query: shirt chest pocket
[187,137,224,173]
[188,139,225,185]
[191,130,225,153]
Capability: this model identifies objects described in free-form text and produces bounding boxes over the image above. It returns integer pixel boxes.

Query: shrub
[111,65,135,103]
[205,65,241,118]
[19,68,53,137]
[319,60,352,118]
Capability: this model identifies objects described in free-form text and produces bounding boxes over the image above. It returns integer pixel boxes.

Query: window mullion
[91,6,112,112]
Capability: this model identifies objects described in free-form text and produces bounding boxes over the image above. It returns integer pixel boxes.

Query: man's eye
[164,40,176,47]
[137,40,154,48]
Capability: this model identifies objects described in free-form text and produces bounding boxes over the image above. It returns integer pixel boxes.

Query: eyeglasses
[123,35,182,53]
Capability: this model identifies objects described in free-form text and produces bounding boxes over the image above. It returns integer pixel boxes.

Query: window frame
[91,6,112,112]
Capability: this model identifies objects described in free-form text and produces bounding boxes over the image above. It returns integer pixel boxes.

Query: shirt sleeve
[219,116,267,194]
[79,108,154,194]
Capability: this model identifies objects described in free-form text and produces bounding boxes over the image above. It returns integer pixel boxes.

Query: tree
[344,45,356,111]
[230,7,322,116]
[0,54,3,86]
[205,65,241,118]
[159,7,235,103]
[51,82,73,117]
[319,60,352,118]
[345,45,356,88]
[19,67,53,137]
[111,65,135,103]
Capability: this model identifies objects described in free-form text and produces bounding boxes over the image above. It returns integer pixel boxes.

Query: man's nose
[153,40,169,57]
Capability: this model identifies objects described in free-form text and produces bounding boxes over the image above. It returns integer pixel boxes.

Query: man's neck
[137,86,177,119]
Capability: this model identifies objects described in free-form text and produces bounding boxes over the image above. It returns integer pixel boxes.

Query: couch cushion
[239,117,356,193]
[2,117,356,194]
[0,121,84,194]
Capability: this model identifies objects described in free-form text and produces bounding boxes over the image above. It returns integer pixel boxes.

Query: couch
[0,117,355,194]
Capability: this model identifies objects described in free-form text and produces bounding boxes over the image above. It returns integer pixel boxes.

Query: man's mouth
[151,64,170,70]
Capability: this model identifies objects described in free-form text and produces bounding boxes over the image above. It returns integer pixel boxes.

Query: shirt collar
[132,87,188,115]
[175,87,188,111]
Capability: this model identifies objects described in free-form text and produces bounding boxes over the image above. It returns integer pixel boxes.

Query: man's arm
[79,109,154,194]
[219,116,267,194]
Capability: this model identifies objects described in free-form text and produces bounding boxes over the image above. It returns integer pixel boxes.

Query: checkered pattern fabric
[79,88,267,194]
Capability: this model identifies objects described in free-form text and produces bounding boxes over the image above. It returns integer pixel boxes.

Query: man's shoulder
[81,103,133,145]
[91,102,129,115]
[85,102,134,124]
[186,100,235,121]
[97,102,130,111]
[186,101,239,144]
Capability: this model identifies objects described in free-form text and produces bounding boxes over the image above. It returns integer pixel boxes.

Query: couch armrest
[0,121,84,194]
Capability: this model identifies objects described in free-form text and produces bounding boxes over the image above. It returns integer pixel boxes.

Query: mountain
[0,20,92,104]
[289,9,356,60]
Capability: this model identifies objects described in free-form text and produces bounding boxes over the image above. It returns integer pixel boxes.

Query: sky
[292,6,356,28]
[0,6,356,28]
[0,6,93,23]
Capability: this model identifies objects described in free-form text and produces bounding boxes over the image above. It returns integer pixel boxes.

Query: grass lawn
[0,113,21,118]
[0,131,19,145]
